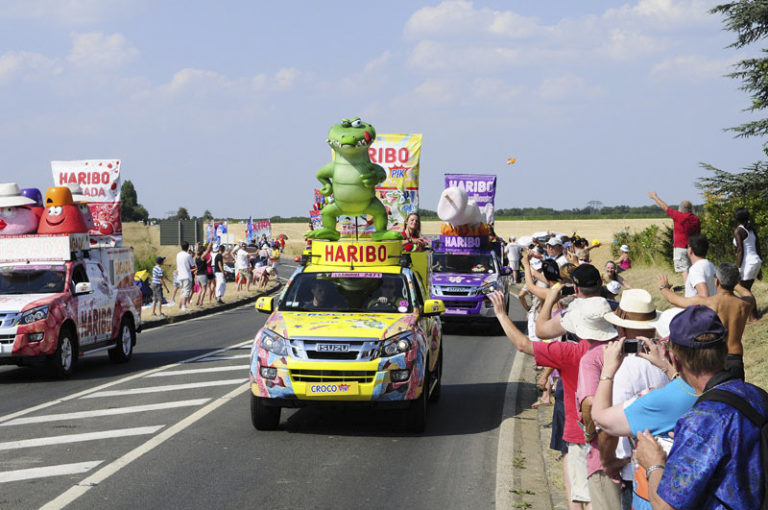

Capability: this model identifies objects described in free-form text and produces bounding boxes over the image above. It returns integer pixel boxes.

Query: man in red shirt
[649,192,700,282]
[490,288,617,509]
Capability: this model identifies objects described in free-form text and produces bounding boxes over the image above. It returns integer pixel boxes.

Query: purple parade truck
[429,235,511,321]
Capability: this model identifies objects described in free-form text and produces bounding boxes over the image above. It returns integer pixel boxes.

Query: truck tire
[404,369,428,433]
[109,317,135,363]
[50,327,77,378]
[251,394,280,430]
[429,348,443,403]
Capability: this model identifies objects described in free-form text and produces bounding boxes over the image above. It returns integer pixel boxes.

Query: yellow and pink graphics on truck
[249,239,445,432]
[0,233,142,377]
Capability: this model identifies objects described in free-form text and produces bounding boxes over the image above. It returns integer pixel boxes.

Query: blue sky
[0,0,762,218]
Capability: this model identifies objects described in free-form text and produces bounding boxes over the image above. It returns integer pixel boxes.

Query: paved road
[0,265,526,510]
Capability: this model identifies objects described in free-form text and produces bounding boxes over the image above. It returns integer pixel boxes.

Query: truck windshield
[0,266,67,294]
[432,253,496,274]
[279,272,412,313]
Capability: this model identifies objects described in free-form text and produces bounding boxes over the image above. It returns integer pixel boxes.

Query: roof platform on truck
[0,233,90,262]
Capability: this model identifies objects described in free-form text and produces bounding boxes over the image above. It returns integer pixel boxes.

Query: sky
[0,0,763,219]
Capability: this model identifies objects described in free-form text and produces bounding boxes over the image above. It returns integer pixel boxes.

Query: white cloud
[404,0,542,40]
[650,54,738,82]
[67,32,138,69]
[0,51,61,84]
[274,67,300,90]
[597,29,666,60]
[364,52,392,74]
[603,0,716,29]
[538,75,602,101]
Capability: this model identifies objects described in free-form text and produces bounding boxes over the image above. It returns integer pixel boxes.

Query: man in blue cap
[634,305,767,509]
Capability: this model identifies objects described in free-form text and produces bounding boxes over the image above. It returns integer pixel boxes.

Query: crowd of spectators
[492,197,766,510]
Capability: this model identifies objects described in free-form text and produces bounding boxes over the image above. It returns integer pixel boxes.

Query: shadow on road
[276,380,537,437]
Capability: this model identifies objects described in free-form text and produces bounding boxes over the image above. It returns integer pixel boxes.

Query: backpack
[696,385,768,510]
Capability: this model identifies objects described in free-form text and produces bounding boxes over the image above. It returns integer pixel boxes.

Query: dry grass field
[122,219,767,388]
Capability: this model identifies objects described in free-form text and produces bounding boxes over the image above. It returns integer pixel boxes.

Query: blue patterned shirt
[657,374,766,509]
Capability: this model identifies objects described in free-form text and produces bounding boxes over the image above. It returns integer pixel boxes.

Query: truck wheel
[108,317,135,363]
[50,328,77,378]
[429,349,443,403]
[404,369,428,433]
[251,394,280,430]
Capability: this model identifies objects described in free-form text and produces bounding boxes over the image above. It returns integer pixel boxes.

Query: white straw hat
[0,183,36,207]
[561,297,618,341]
[603,289,661,330]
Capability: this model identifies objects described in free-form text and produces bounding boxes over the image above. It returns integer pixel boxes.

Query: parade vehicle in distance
[429,235,511,321]
[0,233,142,377]
[249,239,445,432]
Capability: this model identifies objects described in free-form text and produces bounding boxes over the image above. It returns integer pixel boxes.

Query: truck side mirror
[255,296,274,313]
[422,299,445,317]
[74,282,92,294]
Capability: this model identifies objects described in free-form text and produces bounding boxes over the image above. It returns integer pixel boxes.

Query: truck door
[85,261,116,342]
[71,262,96,347]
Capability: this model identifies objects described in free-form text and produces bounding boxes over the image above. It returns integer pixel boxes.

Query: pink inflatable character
[38,186,89,234]
[0,183,39,235]
[65,183,94,231]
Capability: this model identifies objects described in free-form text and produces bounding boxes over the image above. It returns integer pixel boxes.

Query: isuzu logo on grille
[316,343,350,353]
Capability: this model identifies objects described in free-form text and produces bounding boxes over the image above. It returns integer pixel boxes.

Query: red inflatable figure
[38,186,89,234]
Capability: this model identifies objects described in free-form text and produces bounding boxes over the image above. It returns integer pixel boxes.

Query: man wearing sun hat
[583,290,672,510]
[635,305,768,510]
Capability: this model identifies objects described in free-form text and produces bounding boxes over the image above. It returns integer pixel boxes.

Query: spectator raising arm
[489,291,533,355]
[535,284,567,340]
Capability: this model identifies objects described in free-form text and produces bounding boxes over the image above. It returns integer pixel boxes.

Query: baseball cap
[541,259,561,281]
[155,256,165,264]
[571,264,601,288]
[546,237,563,247]
[605,280,621,295]
[669,305,726,348]
[620,244,629,252]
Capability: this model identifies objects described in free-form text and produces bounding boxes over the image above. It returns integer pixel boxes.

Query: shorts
[196,274,209,286]
[179,278,193,298]
[566,442,591,503]
[673,247,691,273]
[151,283,163,302]
[238,269,250,280]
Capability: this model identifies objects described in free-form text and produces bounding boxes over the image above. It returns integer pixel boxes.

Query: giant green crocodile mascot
[306,117,404,242]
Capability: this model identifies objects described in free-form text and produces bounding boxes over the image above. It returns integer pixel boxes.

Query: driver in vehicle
[305,279,345,310]
[366,279,401,310]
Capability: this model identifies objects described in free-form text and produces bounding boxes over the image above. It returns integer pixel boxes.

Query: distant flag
[247,216,254,243]
[506,158,517,165]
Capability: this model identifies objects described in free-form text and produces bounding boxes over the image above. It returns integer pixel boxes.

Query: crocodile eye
[351,119,363,128]
[340,118,351,127]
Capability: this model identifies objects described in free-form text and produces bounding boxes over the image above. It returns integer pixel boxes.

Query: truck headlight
[17,306,49,325]
[260,329,289,356]
[379,332,413,357]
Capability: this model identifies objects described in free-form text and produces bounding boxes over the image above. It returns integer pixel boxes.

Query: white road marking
[194,354,250,362]
[0,339,252,425]
[81,379,246,398]
[146,366,248,377]
[0,461,104,483]
[0,399,211,427]
[41,382,250,510]
[495,351,527,510]
[0,426,164,451]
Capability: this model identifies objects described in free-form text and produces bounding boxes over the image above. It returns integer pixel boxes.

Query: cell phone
[623,339,641,354]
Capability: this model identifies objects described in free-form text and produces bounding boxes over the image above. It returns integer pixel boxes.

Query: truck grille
[290,338,379,362]
[442,300,477,309]
[290,369,376,384]
[0,312,20,328]
[0,334,15,344]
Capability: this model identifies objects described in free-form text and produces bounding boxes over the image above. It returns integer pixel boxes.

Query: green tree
[696,1,768,263]
[177,207,190,220]
[202,209,213,220]
[120,180,149,222]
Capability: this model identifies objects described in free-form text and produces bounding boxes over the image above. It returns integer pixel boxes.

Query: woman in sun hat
[617,244,631,271]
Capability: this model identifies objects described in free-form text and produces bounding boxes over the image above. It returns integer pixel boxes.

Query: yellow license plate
[306,381,360,396]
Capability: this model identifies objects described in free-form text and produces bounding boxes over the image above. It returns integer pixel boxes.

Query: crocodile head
[326,117,377,157]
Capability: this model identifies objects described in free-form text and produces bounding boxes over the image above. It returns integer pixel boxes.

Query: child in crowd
[151,256,170,316]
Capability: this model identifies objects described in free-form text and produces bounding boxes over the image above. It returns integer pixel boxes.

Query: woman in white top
[733,207,762,320]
